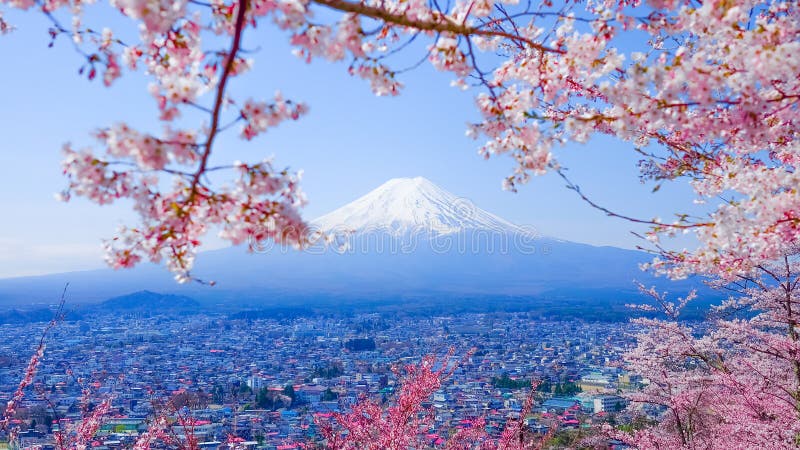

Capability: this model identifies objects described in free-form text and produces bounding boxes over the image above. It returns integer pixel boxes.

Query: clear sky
[0,6,702,278]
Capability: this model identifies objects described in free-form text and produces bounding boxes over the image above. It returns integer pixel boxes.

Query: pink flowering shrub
[130,389,217,449]
[317,353,459,449]
[132,415,172,450]
[317,352,551,449]
[0,342,45,444]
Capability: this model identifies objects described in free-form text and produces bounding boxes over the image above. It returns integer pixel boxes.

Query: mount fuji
[0,177,710,309]
[312,176,522,236]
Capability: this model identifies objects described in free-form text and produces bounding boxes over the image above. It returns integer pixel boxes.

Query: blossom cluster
[61,143,307,282]
[240,93,309,140]
[132,415,171,450]
[317,353,452,449]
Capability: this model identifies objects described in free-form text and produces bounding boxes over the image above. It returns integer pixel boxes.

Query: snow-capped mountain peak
[311,177,521,235]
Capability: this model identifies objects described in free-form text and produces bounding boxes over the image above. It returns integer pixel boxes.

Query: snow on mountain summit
[311,177,522,236]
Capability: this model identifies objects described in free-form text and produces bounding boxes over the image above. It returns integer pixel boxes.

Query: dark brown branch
[555,166,713,230]
[189,0,249,201]
[311,0,563,54]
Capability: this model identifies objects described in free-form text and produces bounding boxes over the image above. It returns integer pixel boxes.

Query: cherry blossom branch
[311,0,563,54]
[189,0,249,202]
[0,284,68,444]
[554,166,713,231]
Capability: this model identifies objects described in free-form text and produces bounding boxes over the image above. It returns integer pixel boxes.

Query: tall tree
[618,250,800,448]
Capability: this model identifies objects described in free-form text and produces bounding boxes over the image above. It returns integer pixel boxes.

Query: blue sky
[0,5,701,278]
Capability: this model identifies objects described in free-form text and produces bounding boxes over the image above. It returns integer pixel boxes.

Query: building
[593,395,627,413]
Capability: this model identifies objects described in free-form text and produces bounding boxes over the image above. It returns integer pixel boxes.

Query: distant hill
[98,290,200,312]
[0,307,82,324]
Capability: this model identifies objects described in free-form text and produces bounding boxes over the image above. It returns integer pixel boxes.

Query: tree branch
[311,0,563,54]
[190,0,249,201]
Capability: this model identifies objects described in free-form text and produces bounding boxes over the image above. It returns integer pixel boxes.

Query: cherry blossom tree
[3,0,800,447]
[613,249,800,449]
[316,351,552,449]
[0,0,794,285]
[53,395,114,450]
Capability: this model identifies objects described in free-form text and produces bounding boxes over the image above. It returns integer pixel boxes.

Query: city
[0,308,645,449]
